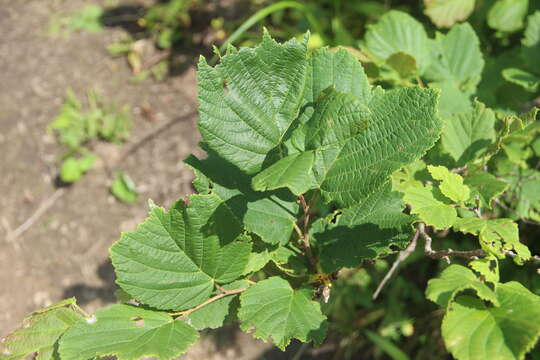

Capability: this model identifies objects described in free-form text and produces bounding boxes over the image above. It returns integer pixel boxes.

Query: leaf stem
[170,288,247,319]
[298,194,318,272]
[72,303,91,318]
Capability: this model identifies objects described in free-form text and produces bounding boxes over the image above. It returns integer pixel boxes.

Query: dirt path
[0,0,200,328]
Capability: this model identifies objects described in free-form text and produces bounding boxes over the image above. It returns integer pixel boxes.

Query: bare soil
[0,1,306,358]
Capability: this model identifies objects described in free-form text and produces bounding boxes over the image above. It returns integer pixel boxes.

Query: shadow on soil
[62,258,118,305]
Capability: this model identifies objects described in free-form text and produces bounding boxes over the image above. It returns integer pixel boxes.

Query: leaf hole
[130,316,145,328]
[330,211,342,224]
[389,244,400,252]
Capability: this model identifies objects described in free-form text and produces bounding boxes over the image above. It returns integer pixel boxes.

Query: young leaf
[469,257,500,283]
[110,194,251,310]
[111,171,138,204]
[464,172,508,208]
[363,11,431,73]
[453,218,531,263]
[425,264,498,308]
[58,304,198,360]
[441,101,496,164]
[386,52,418,78]
[238,277,327,350]
[425,23,484,89]
[423,0,476,28]
[403,185,457,229]
[521,12,540,69]
[428,165,470,202]
[0,299,81,360]
[442,282,540,360]
[487,0,529,33]
[502,68,540,92]
[60,155,96,183]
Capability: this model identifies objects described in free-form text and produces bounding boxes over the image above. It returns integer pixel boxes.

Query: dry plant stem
[419,222,540,262]
[372,229,420,300]
[171,287,246,319]
[451,165,468,174]
[419,223,485,260]
[8,188,66,242]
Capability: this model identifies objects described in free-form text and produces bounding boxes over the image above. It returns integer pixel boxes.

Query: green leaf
[60,155,96,183]
[197,31,309,175]
[243,243,274,275]
[431,80,474,119]
[318,87,441,207]
[469,257,500,283]
[441,101,496,164]
[111,171,138,204]
[453,218,531,263]
[252,151,316,195]
[464,172,508,208]
[198,33,440,208]
[363,11,431,73]
[424,0,476,28]
[426,264,498,308]
[521,12,540,70]
[110,194,251,310]
[523,11,540,47]
[238,277,327,349]
[0,299,81,360]
[403,185,457,229]
[58,304,198,360]
[391,159,427,193]
[442,282,540,360]
[314,184,411,273]
[428,165,470,202]
[186,281,249,330]
[66,4,104,32]
[305,47,372,104]
[185,152,299,245]
[487,0,529,33]
[425,23,484,88]
[502,68,540,92]
[386,52,418,78]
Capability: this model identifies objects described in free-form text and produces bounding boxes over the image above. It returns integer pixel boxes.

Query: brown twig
[373,229,420,299]
[374,222,540,300]
[7,188,66,242]
[451,165,468,174]
[418,222,540,262]
[419,223,485,260]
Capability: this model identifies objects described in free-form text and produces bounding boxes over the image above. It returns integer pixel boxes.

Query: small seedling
[49,89,131,184]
